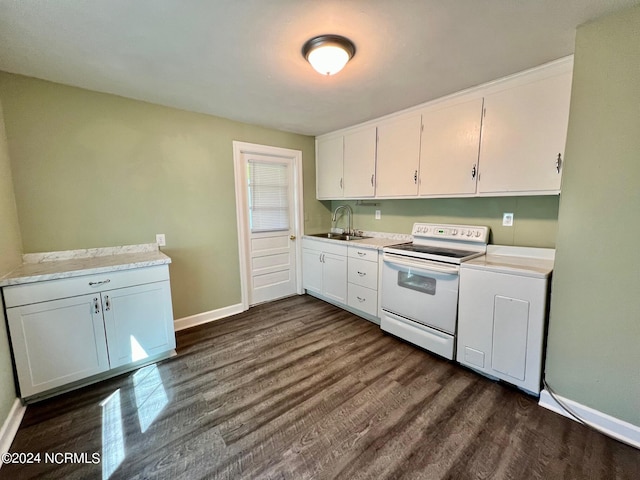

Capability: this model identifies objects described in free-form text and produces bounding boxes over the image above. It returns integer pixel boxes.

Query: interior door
[245,153,299,305]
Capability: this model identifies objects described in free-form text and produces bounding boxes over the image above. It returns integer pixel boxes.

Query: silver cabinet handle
[357,251,366,257]
[471,164,477,179]
[93,297,100,314]
[371,174,374,187]
[89,279,111,286]
[357,271,366,276]
[556,153,562,173]
[104,295,111,312]
[356,296,366,302]
[414,170,418,184]
[340,178,343,189]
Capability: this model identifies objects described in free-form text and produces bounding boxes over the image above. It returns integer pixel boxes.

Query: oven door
[382,253,459,334]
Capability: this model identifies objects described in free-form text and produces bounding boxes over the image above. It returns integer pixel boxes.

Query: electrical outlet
[375,210,381,220]
[156,233,166,246]
[502,213,514,227]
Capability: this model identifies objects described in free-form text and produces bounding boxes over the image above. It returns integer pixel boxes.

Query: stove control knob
[467,231,472,237]
[474,231,481,237]
[451,229,458,235]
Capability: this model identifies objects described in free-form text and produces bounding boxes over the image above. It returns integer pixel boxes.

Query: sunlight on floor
[100,337,169,478]
[133,364,169,433]
[100,390,125,480]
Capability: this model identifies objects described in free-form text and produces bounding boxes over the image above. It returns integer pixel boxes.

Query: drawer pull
[357,251,366,256]
[93,297,100,314]
[357,271,366,276]
[104,295,111,312]
[89,279,111,287]
[356,296,366,302]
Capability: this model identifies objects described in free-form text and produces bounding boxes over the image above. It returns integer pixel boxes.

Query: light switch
[502,213,514,227]
[375,210,381,220]
[156,233,166,246]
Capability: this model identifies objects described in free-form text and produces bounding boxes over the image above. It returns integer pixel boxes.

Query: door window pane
[248,161,290,233]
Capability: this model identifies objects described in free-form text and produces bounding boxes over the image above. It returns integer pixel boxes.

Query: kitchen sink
[308,232,372,241]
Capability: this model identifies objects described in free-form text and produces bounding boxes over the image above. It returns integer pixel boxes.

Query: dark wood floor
[2,295,638,479]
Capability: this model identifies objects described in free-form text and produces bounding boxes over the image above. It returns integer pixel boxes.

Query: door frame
[232,141,305,311]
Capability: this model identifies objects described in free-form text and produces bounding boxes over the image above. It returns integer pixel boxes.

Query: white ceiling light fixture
[302,34,356,76]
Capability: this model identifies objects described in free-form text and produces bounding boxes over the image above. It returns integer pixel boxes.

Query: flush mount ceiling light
[302,34,356,76]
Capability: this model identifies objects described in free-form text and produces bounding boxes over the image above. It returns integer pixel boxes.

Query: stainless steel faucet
[332,204,353,235]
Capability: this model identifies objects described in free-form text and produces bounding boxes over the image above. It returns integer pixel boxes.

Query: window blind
[248,160,290,233]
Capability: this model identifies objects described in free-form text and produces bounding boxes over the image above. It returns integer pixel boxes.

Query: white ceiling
[0,1,639,136]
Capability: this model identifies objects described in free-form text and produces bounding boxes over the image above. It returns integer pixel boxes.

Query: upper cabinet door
[419,98,484,196]
[343,126,377,198]
[316,136,344,199]
[478,71,572,194]
[375,114,422,197]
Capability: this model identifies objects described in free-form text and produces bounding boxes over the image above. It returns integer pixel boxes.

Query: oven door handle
[383,253,460,275]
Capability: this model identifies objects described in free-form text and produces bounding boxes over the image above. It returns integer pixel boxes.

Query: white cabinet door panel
[420,98,483,196]
[343,127,377,198]
[478,71,572,194]
[376,114,422,197]
[302,248,323,295]
[7,294,110,397]
[316,136,344,199]
[102,281,175,369]
[322,252,347,304]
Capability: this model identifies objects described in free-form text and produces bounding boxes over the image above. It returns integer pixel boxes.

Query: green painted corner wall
[0,73,330,319]
[331,195,559,247]
[0,99,23,426]
[545,5,640,426]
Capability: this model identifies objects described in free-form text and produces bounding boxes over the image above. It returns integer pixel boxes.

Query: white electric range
[380,223,489,359]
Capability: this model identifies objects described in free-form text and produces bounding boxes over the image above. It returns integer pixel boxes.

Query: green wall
[332,195,559,247]
[545,5,640,426]
[0,73,329,319]
[0,100,23,428]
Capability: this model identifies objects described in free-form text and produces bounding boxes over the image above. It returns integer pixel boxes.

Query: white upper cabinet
[375,113,422,197]
[419,98,484,196]
[316,135,344,199]
[343,126,377,198]
[314,57,573,200]
[478,70,572,195]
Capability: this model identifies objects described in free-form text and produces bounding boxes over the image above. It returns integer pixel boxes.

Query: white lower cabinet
[6,294,111,397]
[4,265,175,399]
[457,264,550,395]
[302,239,347,305]
[347,246,379,317]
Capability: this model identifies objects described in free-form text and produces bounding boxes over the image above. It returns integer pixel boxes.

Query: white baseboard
[173,303,245,331]
[0,398,26,460]
[539,389,640,449]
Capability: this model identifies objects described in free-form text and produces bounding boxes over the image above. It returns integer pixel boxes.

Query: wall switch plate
[502,213,514,227]
[375,210,381,220]
[156,233,166,246]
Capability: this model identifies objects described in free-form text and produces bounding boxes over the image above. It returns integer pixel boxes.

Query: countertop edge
[0,248,172,287]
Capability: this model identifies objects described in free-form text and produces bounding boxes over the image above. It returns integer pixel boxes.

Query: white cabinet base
[4,265,176,401]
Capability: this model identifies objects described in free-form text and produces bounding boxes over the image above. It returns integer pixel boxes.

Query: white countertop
[462,245,555,278]
[303,231,410,250]
[0,244,171,287]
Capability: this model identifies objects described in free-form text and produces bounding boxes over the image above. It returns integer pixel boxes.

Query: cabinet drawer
[348,245,378,262]
[348,283,378,316]
[348,257,378,290]
[4,265,170,308]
